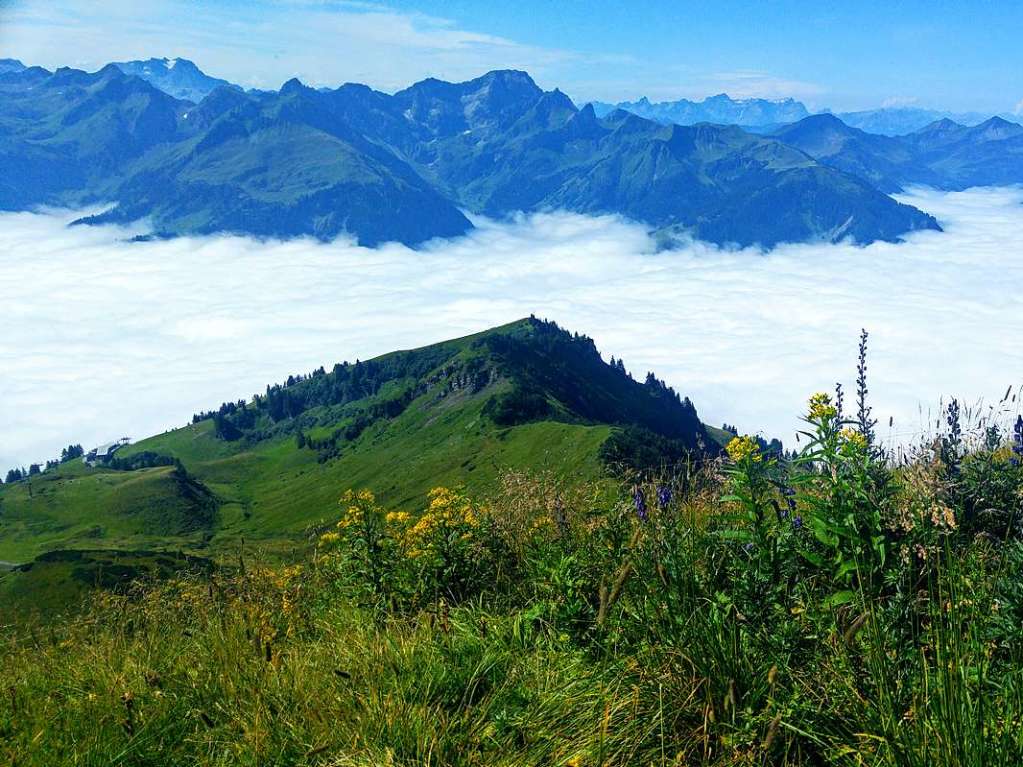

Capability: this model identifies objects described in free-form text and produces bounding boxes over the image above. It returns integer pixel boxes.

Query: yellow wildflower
[341,489,376,504]
[726,435,761,463]
[808,392,838,421]
[386,510,411,526]
[840,427,868,450]
[319,531,341,545]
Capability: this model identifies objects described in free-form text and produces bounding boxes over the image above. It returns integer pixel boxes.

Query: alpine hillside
[0,61,940,247]
[0,318,725,567]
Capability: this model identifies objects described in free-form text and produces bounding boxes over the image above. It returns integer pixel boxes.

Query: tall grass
[2,387,1022,765]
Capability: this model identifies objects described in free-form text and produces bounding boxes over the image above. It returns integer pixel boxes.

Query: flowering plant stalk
[793,392,888,604]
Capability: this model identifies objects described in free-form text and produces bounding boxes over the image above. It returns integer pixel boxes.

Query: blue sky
[1,0,1020,112]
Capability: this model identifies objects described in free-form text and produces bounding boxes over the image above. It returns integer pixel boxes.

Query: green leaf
[799,549,825,568]
[715,529,753,542]
[823,590,858,608]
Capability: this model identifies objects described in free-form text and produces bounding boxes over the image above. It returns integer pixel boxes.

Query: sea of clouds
[2,187,1022,470]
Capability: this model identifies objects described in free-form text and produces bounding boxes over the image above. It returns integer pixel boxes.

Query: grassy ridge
[0,319,702,565]
[0,463,215,562]
[0,549,211,622]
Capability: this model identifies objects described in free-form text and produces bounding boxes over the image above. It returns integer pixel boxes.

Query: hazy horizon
[1,0,1020,113]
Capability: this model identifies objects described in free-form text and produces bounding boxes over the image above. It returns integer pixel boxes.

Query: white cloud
[2,187,1023,470]
[881,95,921,108]
[698,70,827,101]
[0,0,578,92]
[0,1,822,105]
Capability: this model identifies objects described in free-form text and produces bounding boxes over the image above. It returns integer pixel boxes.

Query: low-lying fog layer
[2,187,1022,469]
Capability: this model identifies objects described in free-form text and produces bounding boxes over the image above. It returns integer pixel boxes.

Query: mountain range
[4,56,1021,249]
[592,92,1013,137]
[112,57,239,102]
[589,94,810,130]
[0,58,944,248]
[0,318,726,569]
[834,106,1006,136]
[773,113,1023,192]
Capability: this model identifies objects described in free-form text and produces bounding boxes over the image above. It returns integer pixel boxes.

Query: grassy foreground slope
[3,389,1023,765]
[0,318,717,565]
[0,549,210,622]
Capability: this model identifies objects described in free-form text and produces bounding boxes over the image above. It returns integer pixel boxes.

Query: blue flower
[781,485,797,511]
[633,487,648,522]
[1013,415,1023,456]
[793,515,804,530]
[656,484,672,511]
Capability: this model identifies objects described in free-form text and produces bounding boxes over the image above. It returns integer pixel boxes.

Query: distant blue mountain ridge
[589,94,810,131]
[4,56,1017,135]
[0,58,26,74]
[2,55,1020,249]
[589,94,1016,137]
[111,57,239,103]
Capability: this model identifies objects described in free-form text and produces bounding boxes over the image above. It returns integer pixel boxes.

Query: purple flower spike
[657,484,672,510]
[633,487,648,522]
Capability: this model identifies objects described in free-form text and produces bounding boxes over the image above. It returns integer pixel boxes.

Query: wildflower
[840,427,868,450]
[856,330,877,444]
[782,485,797,512]
[743,542,755,554]
[808,392,838,421]
[318,531,340,545]
[792,515,803,530]
[633,487,648,522]
[1012,415,1023,466]
[385,510,411,526]
[929,503,957,530]
[656,484,672,510]
[726,435,761,463]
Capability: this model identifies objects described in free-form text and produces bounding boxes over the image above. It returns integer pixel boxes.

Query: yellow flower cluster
[808,392,838,421]
[726,435,762,463]
[840,427,868,450]
[399,486,479,558]
[385,510,411,526]
[336,488,377,530]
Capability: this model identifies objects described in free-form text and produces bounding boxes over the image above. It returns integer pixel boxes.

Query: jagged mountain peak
[279,77,309,96]
[917,117,964,133]
[969,115,1023,139]
[590,91,811,129]
[113,56,236,102]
